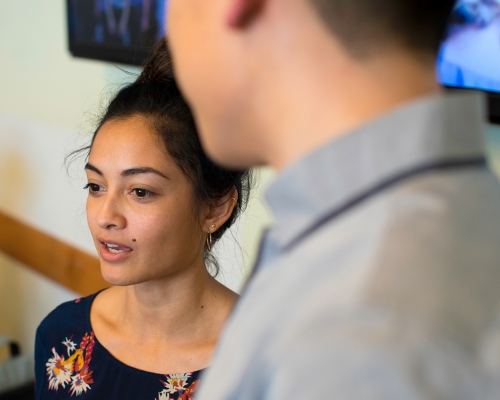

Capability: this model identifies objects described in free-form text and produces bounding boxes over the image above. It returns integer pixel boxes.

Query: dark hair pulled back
[73,38,253,276]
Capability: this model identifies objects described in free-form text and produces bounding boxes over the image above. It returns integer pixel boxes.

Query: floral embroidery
[62,337,77,355]
[46,333,95,396]
[157,373,200,400]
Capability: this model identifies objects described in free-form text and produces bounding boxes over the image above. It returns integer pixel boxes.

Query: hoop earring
[206,233,213,252]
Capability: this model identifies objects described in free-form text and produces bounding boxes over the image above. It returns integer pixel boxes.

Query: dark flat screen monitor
[67,0,167,66]
[437,0,500,123]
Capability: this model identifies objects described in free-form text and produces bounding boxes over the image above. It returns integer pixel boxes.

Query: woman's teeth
[106,243,127,253]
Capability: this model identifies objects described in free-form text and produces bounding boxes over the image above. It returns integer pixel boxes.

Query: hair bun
[136,37,175,86]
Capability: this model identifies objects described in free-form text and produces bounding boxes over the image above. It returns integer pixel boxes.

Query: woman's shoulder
[35,294,102,399]
[36,292,98,340]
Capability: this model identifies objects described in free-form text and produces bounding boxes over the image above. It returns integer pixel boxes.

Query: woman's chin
[100,264,147,287]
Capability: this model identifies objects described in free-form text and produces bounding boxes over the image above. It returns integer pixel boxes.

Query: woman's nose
[96,195,126,230]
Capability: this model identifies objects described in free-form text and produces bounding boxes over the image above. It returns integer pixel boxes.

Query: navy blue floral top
[35,293,204,400]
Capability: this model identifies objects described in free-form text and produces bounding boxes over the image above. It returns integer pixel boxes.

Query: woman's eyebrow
[85,164,169,180]
[85,163,103,176]
[121,167,169,180]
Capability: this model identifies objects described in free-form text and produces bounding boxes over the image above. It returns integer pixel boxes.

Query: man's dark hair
[310,0,456,58]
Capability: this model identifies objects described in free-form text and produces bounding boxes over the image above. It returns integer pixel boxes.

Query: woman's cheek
[131,212,170,245]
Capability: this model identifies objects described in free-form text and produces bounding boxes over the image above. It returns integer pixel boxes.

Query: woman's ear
[203,189,239,234]
[227,0,266,28]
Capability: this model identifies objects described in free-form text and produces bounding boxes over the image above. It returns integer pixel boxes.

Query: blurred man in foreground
[168,0,500,398]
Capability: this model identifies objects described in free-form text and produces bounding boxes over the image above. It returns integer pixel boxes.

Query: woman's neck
[90,261,238,374]
[108,263,237,344]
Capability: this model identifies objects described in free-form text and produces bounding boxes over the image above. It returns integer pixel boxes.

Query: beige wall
[486,124,500,174]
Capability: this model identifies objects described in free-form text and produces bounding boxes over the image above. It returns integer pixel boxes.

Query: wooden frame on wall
[0,211,107,296]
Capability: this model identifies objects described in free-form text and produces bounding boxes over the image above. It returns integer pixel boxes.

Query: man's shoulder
[295,165,500,261]
[260,165,500,339]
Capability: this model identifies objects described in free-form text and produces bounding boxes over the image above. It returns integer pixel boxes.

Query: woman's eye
[84,183,102,194]
[132,188,152,198]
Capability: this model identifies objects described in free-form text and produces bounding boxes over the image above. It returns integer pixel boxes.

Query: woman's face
[85,115,206,286]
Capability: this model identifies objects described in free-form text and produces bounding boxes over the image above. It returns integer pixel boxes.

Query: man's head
[167,0,456,169]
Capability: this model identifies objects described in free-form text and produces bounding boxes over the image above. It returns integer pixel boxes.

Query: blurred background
[1,0,500,398]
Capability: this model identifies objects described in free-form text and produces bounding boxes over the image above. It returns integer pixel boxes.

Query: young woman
[34,39,252,400]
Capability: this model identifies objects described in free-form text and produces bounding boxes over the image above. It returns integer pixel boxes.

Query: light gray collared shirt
[199,93,500,400]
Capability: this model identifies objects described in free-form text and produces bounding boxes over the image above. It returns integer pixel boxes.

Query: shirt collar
[265,93,486,250]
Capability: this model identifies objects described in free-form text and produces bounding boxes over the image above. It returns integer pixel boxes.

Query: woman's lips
[99,240,133,262]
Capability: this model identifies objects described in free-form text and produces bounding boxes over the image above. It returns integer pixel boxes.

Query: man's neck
[250,4,441,170]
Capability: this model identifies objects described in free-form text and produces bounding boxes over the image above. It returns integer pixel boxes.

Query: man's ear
[203,190,239,234]
[227,0,266,28]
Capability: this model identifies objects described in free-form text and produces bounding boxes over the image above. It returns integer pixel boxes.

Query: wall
[486,124,500,174]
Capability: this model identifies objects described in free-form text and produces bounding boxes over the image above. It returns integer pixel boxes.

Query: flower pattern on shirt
[157,373,200,400]
[36,294,206,399]
[45,332,95,396]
